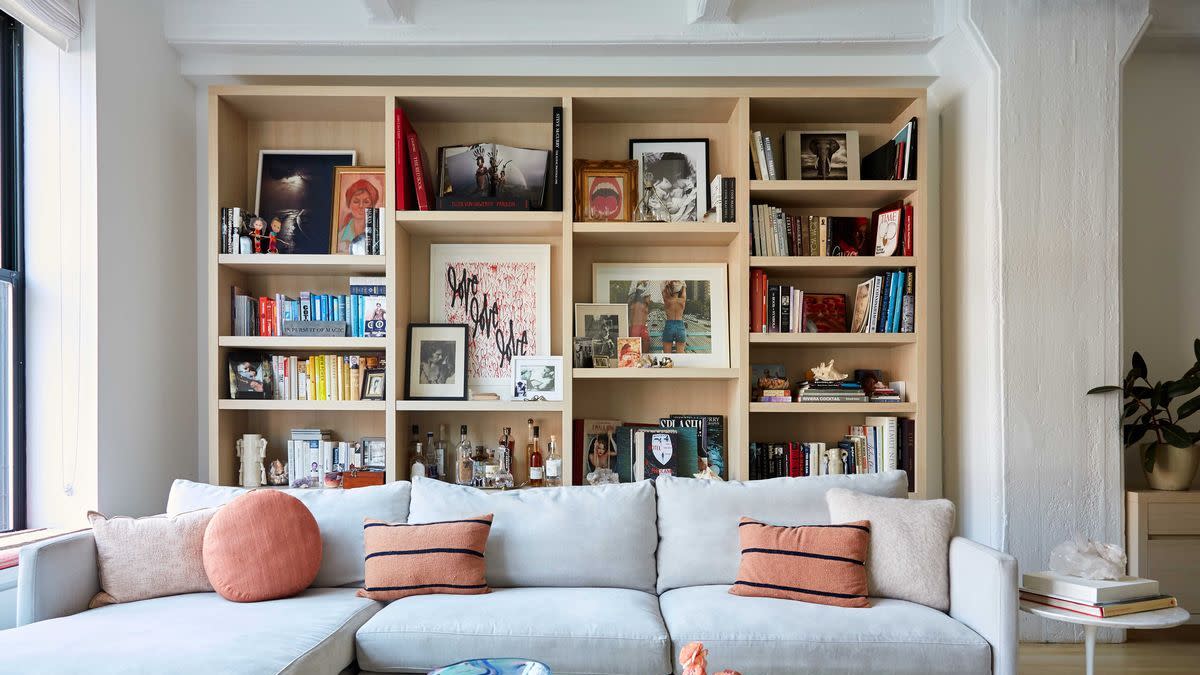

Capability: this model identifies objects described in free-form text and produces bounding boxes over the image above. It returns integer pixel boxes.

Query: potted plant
[1087,340,1200,490]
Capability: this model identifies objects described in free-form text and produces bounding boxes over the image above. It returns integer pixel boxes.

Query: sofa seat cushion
[659,584,991,675]
[0,588,381,675]
[356,586,672,674]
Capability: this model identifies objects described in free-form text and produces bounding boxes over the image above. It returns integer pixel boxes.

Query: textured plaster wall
[972,0,1149,641]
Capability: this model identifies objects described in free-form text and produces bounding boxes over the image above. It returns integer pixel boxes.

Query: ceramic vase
[1143,442,1200,491]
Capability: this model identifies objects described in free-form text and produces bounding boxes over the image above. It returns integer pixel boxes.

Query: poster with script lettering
[429,244,551,397]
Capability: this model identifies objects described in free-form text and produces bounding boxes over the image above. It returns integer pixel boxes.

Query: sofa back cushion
[166,479,410,588]
[87,508,215,607]
[408,476,658,592]
[654,471,907,593]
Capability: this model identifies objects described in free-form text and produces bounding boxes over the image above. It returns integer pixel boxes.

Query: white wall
[1122,46,1200,490]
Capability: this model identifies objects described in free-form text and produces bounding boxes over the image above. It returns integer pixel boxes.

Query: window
[0,11,22,532]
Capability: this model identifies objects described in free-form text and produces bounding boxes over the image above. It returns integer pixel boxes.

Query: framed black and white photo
[405,323,469,401]
[511,356,564,401]
[572,337,596,369]
[574,303,628,369]
[361,367,386,401]
[629,138,709,222]
[227,351,273,400]
[255,150,356,253]
[360,437,386,470]
[784,130,860,181]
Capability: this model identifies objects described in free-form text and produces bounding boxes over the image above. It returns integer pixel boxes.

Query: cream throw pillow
[87,509,216,608]
[825,488,955,611]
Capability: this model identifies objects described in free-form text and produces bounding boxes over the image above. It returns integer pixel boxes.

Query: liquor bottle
[434,424,449,481]
[524,418,535,484]
[410,440,426,479]
[494,427,514,489]
[424,431,439,480]
[544,434,562,487]
[471,444,490,487]
[455,425,474,486]
[528,425,545,487]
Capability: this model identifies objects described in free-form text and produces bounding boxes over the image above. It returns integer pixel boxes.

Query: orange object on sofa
[728,517,871,608]
[202,490,322,602]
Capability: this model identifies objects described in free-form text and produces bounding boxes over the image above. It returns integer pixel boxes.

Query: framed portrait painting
[429,244,551,397]
[405,323,469,401]
[574,159,637,222]
[255,150,356,254]
[331,166,385,254]
[592,263,729,368]
[629,139,709,222]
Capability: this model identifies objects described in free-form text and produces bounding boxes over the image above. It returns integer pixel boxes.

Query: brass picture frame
[573,159,637,222]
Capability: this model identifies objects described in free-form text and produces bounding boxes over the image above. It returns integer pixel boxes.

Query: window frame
[0,11,24,532]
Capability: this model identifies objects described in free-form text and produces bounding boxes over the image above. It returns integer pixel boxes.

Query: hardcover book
[674,414,726,479]
[828,217,875,256]
[801,293,848,333]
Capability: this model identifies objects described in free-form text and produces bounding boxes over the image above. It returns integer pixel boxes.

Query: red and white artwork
[441,261,538,380]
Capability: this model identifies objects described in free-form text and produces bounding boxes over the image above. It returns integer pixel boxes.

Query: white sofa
[0,471,1017,675]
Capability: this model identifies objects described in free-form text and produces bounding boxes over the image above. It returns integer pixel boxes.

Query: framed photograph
[405,323,469,401]
[593,263,729,368]
[574,303,628,369]
[784,130,860,181]
[617,337,642,368]
[572,337,595,368]
[360,437,386,470]
[429,244,551,397]
[255,150,356,254]
[227,351,273,399]
[361,367,386,401]
[629,138,709,222]
[331,166,385,254]
[511,356,564,401]
[574,159,637,222]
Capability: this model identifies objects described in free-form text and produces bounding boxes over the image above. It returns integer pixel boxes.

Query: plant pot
[1143,442,1200,491]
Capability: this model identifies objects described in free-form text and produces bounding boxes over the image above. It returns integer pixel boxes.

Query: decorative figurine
[267,459,288,486]
[693,465,724,481]
[809,359,848,382]
[236,434,268,489]
[248,216,267,254]
[267,216,282,253]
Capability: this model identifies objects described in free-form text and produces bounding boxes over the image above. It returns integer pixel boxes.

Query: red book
[894,141,906,179]
[801,293,848,333]
[903,203,914,256]
[406,131,431,211]
[258,297,269,336]
[394,105,416,211]
[788,443,802,477]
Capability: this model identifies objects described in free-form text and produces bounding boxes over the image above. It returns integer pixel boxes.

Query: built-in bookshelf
[206,84,937,498]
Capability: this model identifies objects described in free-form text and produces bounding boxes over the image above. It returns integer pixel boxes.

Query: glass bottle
[524,418,535,485]
[494,427,514,489]
[455,425,474,486]
[544,434,562,487]
[410,440,426,479]
[434,424,449,481]
[424,431,439,480]
[471,445,490,487]
[528,425,545,487]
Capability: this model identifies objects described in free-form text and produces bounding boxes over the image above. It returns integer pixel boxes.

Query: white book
[1022,572,1159,604]
[866,416,899,471]
[752,130,769,179]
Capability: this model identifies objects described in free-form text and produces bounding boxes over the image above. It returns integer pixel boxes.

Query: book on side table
[1020,571,1177,618]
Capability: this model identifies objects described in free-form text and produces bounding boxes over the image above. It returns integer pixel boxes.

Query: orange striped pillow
[729,517,871,608]
[357,514,493,601]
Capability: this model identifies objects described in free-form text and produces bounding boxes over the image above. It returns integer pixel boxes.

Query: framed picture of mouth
[255,149,356,254]
[574,159,637,222]
[592,263,729,368]
[629,139,709,222]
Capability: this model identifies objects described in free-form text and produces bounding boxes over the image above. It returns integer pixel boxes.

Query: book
[548,106,564,211]
[903,203,915,256]
[865,416,898,471]
[828,217,875,256]
[751,131,767,180]
[1019,590,1177,618]
[860,140,898,181]
[1021,572,1160,604]
[722,177,735,222]
[677,414,726,479]
[634,427,681,480]
[800,293,847,333]
[892,117,918,180]
[850,279,873,333]
[406,132,432,211]
[436,143,550,210]
[395,105,416,211]
[762,135,778,180]
[900,270,916,333]
[874,203,903,256]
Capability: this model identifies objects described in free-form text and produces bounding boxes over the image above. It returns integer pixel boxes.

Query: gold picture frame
[574,159,637,222]
[330,166,385,253]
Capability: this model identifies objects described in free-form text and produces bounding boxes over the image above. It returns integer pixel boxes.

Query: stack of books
[1020,572,1178,618]
[287,429,358,488]
[798,381,867,403]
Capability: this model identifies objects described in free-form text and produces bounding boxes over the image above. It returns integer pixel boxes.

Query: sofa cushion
[729,517,872,608]
[166,479,411,588]
[355,586,671,674]
[408,476,658,592]
[654,471,908,593]
[87,508,214,607]
[659,584,991,675]
[359,514,493,601]
[0,588,381,675]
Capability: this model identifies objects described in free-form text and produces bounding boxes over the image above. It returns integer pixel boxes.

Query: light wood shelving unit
[206,84,937,498]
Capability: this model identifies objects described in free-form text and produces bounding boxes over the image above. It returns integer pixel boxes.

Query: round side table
[1020,600,1189,675]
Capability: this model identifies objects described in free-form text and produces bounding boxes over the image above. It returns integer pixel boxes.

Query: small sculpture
[267,459,288,486]
[693,466,724,481]
[680,642,708,675]
[586,467,620,485]
[1049,533,1126,580]
[809,359,848,382]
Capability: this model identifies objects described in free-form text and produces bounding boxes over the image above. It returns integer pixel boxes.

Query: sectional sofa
[0,471,1017,674]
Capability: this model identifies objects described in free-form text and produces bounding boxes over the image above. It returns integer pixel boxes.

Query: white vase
[237,434,268,488]
[1143,442,1200,491]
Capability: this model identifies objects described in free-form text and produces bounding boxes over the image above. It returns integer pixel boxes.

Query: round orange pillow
[203,490,322,602]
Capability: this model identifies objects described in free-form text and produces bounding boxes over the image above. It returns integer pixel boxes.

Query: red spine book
[894,141,906,180]
[258,297,269,336]
[903,203,914,256]
[406,131,431,211]
[788,443,802,477]
[394,105,415,211]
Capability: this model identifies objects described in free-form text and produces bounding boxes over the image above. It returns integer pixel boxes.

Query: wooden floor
[1020,626,1200,673]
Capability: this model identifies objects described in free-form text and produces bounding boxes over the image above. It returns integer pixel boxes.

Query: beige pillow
[88,509,216,607]
[825,488,955,611]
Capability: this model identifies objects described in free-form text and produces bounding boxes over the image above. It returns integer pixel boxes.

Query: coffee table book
[1019,590,1178,618]
[1022,571,1159,604]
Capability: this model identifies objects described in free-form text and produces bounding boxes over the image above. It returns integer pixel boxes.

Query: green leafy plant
[1087,339,1200,472]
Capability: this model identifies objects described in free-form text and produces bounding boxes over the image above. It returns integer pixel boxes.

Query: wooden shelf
[749,180,917,208]
[750,256,918,276]
[218,336,387,350]
[750,333,917,346]
[750,402,917,414]
[573,367,740,380]
[573,222,741,246]
[395,399,565,412]
[217,254,385,275]
[218,399,387,411]
[395,210,563,237]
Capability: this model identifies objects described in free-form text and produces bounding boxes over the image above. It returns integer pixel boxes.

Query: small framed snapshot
[360,437,386,470]
[405,323,469,401]
[331,166,385,254]
[574,159,637,222]
[629,138,709,222]
[511,356,564,401]
[255,150,356,254]
[574,303,628,369]
[784,130,860,181]
[572,337,595,368]
[361,367,386,401]
[227,351,273,399]
[617,337,642,368]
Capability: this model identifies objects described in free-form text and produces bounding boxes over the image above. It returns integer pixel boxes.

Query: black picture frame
[227,351,273,400]
[361,367,386,401]
[404,323,469,401]
[628,137,710,221]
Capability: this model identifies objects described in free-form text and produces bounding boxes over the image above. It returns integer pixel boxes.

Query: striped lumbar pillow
[728,517,871,608]
[357,514,493,601]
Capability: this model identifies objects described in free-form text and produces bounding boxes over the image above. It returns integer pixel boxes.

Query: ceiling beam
[686,0,737,24]
[363,0,413,25]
